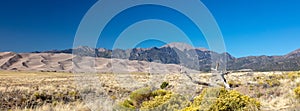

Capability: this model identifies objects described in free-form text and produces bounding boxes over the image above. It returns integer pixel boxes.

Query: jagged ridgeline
[39,42,300,71]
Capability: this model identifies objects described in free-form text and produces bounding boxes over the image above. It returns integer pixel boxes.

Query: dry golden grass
[1,70,300,110]
[0,71,84,111]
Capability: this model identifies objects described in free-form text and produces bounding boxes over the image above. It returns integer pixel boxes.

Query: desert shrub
[182,87,261,111]
[110,95,117,101]
[266,88,282,97]
[0,89,81,110]
[151,89,170,97]
[256,76,281,88]
[117,87,154,109]
[121,100,135,109]
[160,82,169,89]
[254,71,300,82]
[114,99,136,111]
[210,90,261,111]
[249,85,254,90]
[269,74,285,80]
[140,90,172,109]
[287,72,300,81]
[228,80,242,88]
[141,94,190,111]
[258,80,264,86]
[255,92,264,98]
[294,86,300,99]
[129,87,153,107]
[117,88,189,110]
[181,87,226,111]
[266,78,281,87]
[252,76,263,81]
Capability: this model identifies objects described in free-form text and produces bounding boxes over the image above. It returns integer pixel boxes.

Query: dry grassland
[1,71,300,110]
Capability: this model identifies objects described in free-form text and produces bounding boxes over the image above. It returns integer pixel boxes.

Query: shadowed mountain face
[41,45,219,72]
[37,43,300,71]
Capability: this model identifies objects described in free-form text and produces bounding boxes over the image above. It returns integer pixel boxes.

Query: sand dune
[0,52,199,74]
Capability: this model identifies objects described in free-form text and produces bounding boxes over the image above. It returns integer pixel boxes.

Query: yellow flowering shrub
[294,86,300,99]
[116,88,189,111]
[266,78,281,87]
[116,87,261,111]
[181,87,261,111]
[210,90,261,111]
[287,72,300,81]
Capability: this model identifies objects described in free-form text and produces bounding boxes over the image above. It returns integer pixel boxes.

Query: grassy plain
[1,71,300,110]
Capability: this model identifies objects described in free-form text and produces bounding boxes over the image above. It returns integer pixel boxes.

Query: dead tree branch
[180,62,231,89]
[183,72,214,87]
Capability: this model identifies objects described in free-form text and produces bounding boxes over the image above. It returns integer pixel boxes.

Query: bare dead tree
[180,65,215,87]
[184,71,214,87]
[181,62,231,89]
[212,63,230,89]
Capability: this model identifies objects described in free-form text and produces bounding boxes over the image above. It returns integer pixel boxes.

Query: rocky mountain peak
[161,42,195,51]
[285,48,300,58]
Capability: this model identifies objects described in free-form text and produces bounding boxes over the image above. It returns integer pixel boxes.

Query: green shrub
[117,88,189,110]
[129,87,153,107]
[160,82,169,89]
[122,100,136,109]
[151,89,170,97]
[117,87,159,109]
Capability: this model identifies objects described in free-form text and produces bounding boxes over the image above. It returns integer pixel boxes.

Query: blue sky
[0,0,299,57]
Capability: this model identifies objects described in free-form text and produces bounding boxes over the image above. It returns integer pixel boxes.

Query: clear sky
[0,0,299,57]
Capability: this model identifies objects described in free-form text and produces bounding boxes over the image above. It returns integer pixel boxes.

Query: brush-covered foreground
[1,71,300,110]
[117,87,260,111]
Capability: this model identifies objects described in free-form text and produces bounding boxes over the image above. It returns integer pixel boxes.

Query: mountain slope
[34,43,300,71]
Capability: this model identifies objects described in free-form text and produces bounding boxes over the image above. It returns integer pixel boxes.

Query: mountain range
[0,51,201,73]
[33,42,300,72]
